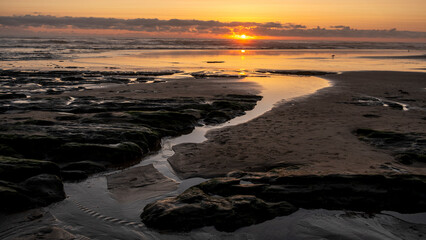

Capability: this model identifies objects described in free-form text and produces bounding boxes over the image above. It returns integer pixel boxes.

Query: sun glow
[233,34,255,40]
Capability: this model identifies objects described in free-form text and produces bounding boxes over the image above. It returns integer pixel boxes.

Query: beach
[170,71,426,178]
[0,45,425,239]
[1,0,426,237]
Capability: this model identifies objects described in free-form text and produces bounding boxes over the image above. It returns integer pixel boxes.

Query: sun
[232,34,254,40]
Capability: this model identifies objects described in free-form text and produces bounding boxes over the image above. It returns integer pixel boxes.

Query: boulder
[141,187,296,232]
[20,174,66,205]
[0,156,60,182]
[141,172,426,232]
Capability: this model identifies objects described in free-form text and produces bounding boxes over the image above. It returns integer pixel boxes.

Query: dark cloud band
[0,15,425,39]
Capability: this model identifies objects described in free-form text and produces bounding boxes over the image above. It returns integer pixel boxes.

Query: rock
[0,180,33,212]
[22,119,56,126]
[0,93,27,100]
[55,115,81,121]
[141,173,426,232]
[20,174,65,205]
[362,114,381,118]
[0,156,61,182]
[0,144,22,157]
[127,111,198,136]
[141,187,296,232]
[0,156,64,213]
[256,70,335,76]
[203,110,232,124]
[51,142,143,166]
[0,174,65,213]
[0,134,63,160]
[395,153,426,165]
[355,128,426,165]
[190,72,242,79]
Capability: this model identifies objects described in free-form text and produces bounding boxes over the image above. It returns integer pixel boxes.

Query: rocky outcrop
[355,128,426,165]
[141,187,296,232]
[256,69,336,76]
[0,156,65,213]
[0,69,262,212]
[141,171,426,232]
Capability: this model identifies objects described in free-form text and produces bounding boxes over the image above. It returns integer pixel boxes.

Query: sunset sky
[0,0,425,40]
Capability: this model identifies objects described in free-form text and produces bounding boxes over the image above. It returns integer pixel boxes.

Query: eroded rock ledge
[0,156,65,213]
[141,170,426,232]
[0,70,262,212]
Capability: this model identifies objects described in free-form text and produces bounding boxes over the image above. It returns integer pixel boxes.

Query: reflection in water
[67,49,426,73]
[2,49,425,73]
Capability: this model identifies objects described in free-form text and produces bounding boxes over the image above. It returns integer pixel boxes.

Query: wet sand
[107,164,178,203]
[169,71,426,178]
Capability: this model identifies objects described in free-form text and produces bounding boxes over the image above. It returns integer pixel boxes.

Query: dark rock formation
[141,187,296,232]
[141,172,426,232]
[0,156,60,182]
[0,69,262,212]
[0,156,65,213]
[256,70,336,76]
[355,128,426,165]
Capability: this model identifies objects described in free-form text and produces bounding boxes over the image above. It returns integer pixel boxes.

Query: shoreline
[169,71,426,179]
[1,70,425,239]
[142,70,426,233]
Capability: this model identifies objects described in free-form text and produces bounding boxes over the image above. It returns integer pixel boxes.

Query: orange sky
[1,0,425,31]
[0,0,425,40]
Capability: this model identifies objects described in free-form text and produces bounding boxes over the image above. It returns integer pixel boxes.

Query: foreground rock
[0,156,65,213]
[355,128,426,166]
[141,171,426,232]
[141,186,296,232]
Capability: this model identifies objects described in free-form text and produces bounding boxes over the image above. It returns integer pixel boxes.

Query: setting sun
[232,34,255,40]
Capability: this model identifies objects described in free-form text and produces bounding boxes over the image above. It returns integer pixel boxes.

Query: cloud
[0,15,425,39]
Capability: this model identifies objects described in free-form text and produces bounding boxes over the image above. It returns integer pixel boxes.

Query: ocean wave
[0,37,425,61]
[1,37,425,50]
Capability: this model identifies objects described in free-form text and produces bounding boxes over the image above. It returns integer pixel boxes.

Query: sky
[0,0,425,41]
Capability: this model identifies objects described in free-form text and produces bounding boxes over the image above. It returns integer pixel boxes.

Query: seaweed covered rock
[141,172,426,232]
[141,187,296,232]
[127,111,198,136]
[0,156,60,182]
[0,156,65,213]
[355,128,426,165]
[0,134,63,160]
